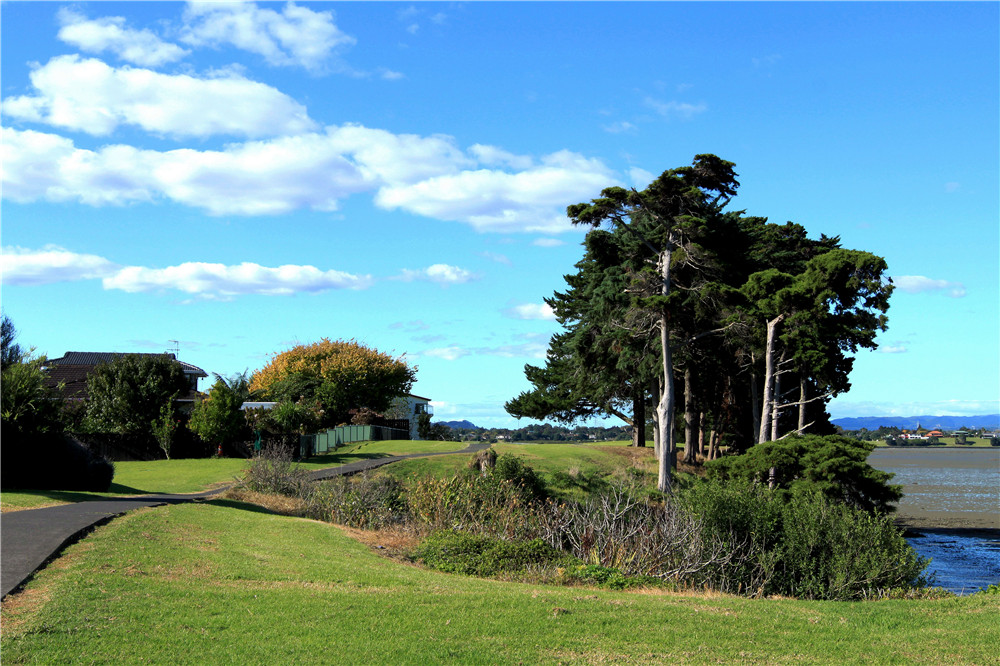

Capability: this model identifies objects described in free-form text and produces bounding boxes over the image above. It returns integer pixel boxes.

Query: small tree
[151,399,178,459]
[188,377,247,452]
[82,355,190,434]
[250,339,415,427]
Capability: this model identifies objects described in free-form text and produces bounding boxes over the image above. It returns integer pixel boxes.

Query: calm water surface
[868,448,1000,594]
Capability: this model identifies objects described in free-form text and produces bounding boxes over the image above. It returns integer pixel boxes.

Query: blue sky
[2,1,997,427]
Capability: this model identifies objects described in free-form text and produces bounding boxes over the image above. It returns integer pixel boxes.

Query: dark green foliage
[188,377,249,448]
[414,530,577,578]
[306,474,408,530]
[1,433,114,491]
[490,453,548,502]
[680,480,928,600]
[82,355,190,434]
[705,434,902,514]
[1,314,26,371]
[569,564,657,590]
[1,356,65,440]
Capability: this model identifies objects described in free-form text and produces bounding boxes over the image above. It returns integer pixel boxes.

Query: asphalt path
[1,442,490,600]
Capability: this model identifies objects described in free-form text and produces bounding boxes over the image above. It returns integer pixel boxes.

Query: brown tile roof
[43,352,207,402]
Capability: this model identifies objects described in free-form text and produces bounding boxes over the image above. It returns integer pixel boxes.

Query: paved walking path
[1,442,490,600]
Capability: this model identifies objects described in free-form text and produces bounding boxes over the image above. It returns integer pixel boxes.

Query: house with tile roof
[43,352,207,409]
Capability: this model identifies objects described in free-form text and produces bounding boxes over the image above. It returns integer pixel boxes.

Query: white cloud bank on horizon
[2,246,371,299]
[892,275,967,298]
[828,398,1000,419]
[1,126,612,232]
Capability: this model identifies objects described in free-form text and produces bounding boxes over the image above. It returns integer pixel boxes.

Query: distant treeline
[435,422,631,442]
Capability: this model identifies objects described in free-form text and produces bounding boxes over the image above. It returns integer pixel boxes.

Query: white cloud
[423,346,469,361]
[878,344,908,354]
[2,56,316,138]
[376,150,614,233]
[532,238,566,248]
[504,303,556,321]
[478,251,512,266]
[468,144,534,170]
[603,121,636,134]
[180,1,355,71]
[104,261,371,297]
[829,399,1000,419]
[57,8,189,67]
[644,98,707,119]
[398,264,477,286]
[893,275,967,298]
[1,246,371,298]
[2,245,118,286]
[628,167,656,188]
[1,125,615,232]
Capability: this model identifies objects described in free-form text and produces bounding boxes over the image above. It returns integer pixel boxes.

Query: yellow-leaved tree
[249,339,415,427]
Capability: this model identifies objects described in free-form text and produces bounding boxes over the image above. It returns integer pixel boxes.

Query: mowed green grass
[1,440,472,512]
[2,500,996,665]
[382,440,658,501]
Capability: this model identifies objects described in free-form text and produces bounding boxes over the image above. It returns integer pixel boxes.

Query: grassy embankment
[0,440,469,513]
[2,498,997,664]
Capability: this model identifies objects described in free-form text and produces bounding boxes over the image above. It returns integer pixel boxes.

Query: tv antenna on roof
[167,340,180,356]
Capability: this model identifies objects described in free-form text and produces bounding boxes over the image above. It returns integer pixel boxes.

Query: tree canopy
[509,155,893,492]
[82,354,190,434]
[249,339,415,428]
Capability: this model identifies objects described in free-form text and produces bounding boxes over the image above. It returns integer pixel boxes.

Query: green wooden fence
[299,424,410,457]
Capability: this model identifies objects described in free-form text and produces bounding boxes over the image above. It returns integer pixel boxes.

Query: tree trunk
[797,376,807,434]
[750,358,760,445]
[683,367,697,464]
[758,315,785,443]
[632,384,646,448]
[770,364,782,442]
[697,411,706,458]
[656,246,676,493]
[708,429,719,460]
[652,378,662,460]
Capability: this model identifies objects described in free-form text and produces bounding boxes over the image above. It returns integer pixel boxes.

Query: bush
[414,529,577,578]
[705,434,902,514]
[305,474,408,530]
[242,440,311,496]
[680,479,929,600]
[1,433,114,491]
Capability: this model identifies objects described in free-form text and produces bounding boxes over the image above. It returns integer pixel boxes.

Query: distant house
[388,394,432,440]
[43,352,207,410]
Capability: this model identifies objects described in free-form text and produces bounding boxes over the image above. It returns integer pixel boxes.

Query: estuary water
[867,447,1000,594]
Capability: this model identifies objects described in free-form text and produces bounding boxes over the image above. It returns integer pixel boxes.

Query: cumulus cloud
[376,150,614,233]
[893,275,967,298]
[180,1,355,71]
[2,56,315,138]
[398,264,477,286]
[504,303,556,321]
[644,97,707,119]
[2,245,119,286]
[57,8,189,67]
[2,125,615,233]
[1,246,371,298]
[532,238,566,248]
[104,261,371,297]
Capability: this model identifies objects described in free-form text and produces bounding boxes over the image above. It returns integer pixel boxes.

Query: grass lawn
[382,441,667,501]
[2,500,996,664]
[1,440,474,513]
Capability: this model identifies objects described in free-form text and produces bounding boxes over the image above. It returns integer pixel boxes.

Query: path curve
[1,442,490,600]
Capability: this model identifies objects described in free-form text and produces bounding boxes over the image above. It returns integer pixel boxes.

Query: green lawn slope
[2,501,996,664]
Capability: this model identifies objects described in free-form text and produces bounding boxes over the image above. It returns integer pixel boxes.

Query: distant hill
[832,414,1000,431]
[437,420,479,430]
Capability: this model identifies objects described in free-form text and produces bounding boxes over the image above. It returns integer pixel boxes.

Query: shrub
[242,440,311,496]
[680,479,929,600]
[414,529,577,578]
[1,433,114,491]
[305,474,408,530]
[705,434,902,514]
